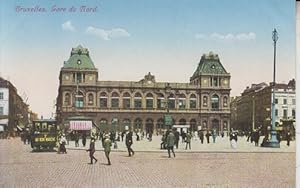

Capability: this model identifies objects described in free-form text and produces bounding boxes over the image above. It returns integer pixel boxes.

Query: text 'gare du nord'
[56,45,231,134]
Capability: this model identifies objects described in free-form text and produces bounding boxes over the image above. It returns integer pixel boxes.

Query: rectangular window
[168,100,175,109]
[146,99,153,109]
[100,98,107,108]
[0,107,3,115]
[283,99,287,105]
[275,98,278,104]
[190,100,196,109]
[213,77,218,87]
[123,99,131,109]
[157,99,164,109]
[77,73,82,83]
[275,109,278,116]
[111,99,119,108]
[283,109,287,118]
[75,101,84,108]
[292,99,296,105]
[292,109,295,118]
[134,99,142,108]
[178,99,186,109]
[0,92,3,100]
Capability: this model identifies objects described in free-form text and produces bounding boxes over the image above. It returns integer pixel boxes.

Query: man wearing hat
[103,134,112,165]
[125,130,135,157]
[86,138,97,164]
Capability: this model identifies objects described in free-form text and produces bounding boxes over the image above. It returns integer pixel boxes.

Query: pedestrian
[286,131,291,146]
[82,132,87,147]
[174,130,180,149]
[221,132,224,138]
[125,130,135,156]
[212,129,217,143]
[229,131,237,149]
[121,131,125,142]
[199,131,204,144]
[59,134,67,154]
[160,133,166,149]
[181,131,186,143]
[185,131,192,150]
[254,130,259,146]
[276,132,281,143]
[86,138,97,164]
[74,131,79,147]
[205,131,210,144]
[103,134,112,165]
[136,132,140,141]
[166,129,176,158]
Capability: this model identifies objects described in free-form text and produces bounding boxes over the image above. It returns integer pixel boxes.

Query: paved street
[0,138,295,188]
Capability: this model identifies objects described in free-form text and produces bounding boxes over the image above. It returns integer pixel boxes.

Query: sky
[0,0,296,118]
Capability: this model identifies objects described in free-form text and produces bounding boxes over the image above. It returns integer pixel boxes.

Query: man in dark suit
[125,131,135,156]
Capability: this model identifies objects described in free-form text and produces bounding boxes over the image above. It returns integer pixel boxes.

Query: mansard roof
[62,45,96,70]
[190,52,229,80]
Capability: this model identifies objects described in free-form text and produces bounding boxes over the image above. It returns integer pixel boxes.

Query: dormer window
[211,64,215,69]
[77,60,81,65]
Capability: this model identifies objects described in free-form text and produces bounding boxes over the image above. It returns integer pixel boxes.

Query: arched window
[146,93,154,109]
[134,118,143,132]
[111,92,119,108]
[189,94,197,109]
[178,94,186,109]
[190,119,197,131]
[100,92,108,108]
[202,120,207,130]
[203,96,208,107]
[99,119,108,131]
[64,93,70,106]
[75,91,84,108]
[168,94,175,109]
[179,119,186,125]
[156,118,164,134]
[88,93,94,105]
[211,94,219,110]
[223,121,228,131]
[223,96,228,107]
[134,93,142,108]
[157,93,165,109]
[123,92,131,109]
[123,119,131,131]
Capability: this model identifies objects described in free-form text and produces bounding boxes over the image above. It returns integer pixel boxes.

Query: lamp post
[252,95,255,131]
[262,29,280,148]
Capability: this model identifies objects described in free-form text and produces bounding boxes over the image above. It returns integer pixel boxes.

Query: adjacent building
[56,45,231,134]
[230,79,296,132]
[0,77,30,133]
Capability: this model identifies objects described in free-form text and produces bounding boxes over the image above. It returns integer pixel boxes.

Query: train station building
[56,45,231,134]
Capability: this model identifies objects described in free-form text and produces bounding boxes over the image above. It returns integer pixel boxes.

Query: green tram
[31,119,58,151]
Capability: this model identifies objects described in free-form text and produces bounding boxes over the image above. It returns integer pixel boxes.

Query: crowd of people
[11,126,295,166]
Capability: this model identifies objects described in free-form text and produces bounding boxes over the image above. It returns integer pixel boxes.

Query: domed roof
[62,45,96,70]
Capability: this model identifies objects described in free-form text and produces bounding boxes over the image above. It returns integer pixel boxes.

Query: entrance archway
[146,118,154,134]
[212,119,220,133]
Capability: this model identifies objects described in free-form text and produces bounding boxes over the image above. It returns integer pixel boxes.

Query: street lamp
[262,29,280,148]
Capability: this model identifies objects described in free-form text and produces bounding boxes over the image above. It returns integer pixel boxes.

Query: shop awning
[70,120,92,130]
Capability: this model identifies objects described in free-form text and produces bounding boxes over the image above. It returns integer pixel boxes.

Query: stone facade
[0,77,30,133]
[56,46,231,134]
[231,80,296,132]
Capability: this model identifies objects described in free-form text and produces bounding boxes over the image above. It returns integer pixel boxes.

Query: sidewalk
[65,135,295,153]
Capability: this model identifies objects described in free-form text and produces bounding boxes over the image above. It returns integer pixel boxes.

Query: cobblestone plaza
[0,137,295,188]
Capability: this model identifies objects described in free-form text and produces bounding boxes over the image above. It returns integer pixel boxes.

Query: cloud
[62,21,76,32]
[86,27,130,40]
[195,32,256,41]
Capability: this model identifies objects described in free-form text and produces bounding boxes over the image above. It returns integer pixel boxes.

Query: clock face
[203,79,207,84]
[65,75,69,80]
[147,80,152,84]
[89,76,93,81]
[223,79,228,85]
[211,64,215,69]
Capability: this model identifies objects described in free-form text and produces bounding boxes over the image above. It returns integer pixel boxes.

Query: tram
[31,119,58,151]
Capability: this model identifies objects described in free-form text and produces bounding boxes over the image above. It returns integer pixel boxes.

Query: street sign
[164,115,172,126]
